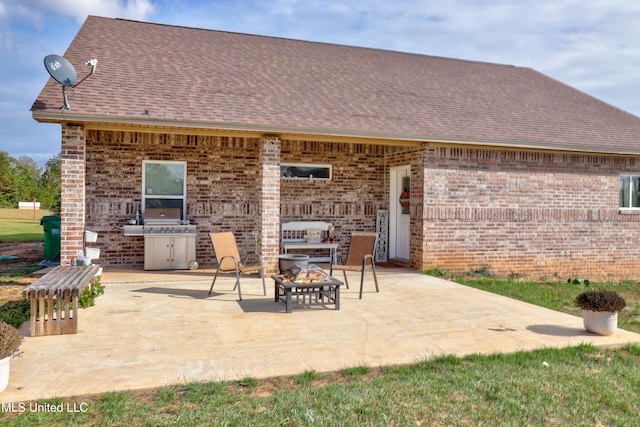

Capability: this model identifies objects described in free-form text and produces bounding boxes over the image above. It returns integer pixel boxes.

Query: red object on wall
[399,191,410,208]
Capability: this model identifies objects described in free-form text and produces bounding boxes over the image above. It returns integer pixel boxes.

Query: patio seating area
[4,265,640,402]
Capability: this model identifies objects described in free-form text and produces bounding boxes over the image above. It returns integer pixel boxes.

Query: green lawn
[2,345,639,425]
[0,208,53,242]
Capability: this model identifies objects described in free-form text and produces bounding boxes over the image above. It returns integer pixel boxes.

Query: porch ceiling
[31,113,640,155]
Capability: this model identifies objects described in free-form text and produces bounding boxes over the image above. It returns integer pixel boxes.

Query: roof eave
[32,110,640,156]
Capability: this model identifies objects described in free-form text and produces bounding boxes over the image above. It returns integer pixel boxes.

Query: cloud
[28,0,156,23]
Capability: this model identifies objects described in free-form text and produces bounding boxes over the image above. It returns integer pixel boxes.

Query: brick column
[414,143,430,270]
[259,135,281,276]
[60,124,86,265]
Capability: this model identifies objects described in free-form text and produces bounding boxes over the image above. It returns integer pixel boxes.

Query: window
[142,160,187,219]
[281,163,332,180]
[620,174,640,208]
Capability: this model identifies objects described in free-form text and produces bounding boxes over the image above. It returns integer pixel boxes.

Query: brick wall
[259,136,281,275]
[60,124,87,265]
[84,131,389,267]
[280,140,387,260]
[422,146,640,279]
[80,129,640,280]
[85,131,262,267]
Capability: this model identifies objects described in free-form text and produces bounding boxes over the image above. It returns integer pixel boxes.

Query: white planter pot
[583,310,618,336]
[0,356,10,393]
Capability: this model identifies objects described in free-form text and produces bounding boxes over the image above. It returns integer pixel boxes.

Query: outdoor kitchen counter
[121,225,197,270]
[122,225,144,236]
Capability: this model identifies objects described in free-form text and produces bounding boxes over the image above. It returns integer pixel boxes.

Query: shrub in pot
[575,291,626,336]
[0,321,23,393]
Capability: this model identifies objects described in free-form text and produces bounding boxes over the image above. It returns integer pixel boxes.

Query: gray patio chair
[330,232,379,299]
[209,232,266,300]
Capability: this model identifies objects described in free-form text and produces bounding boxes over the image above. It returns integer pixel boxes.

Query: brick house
[32,16,640,279]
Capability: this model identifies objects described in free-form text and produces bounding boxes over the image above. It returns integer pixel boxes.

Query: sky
[2,0,640,166]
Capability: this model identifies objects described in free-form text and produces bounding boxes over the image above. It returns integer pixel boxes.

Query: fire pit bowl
[277,263,335,284]
[279,254,309,273]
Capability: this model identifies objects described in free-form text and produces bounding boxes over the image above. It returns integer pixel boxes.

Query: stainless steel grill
[141,210,197,270]
[143,224,197,235]
[142,208,195,235]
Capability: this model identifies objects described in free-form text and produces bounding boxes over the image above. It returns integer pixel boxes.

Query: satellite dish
[44,55,78,86]
[43,54,98,111]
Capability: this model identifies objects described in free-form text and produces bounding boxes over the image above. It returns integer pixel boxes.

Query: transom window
[281,163,332,180]
[142,160,187,219]
[619,174,640,208]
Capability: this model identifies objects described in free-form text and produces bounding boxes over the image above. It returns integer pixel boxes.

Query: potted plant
[575,290,626,336]
[0,321,23,393]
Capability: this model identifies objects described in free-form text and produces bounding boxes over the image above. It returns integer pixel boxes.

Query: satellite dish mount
[44,54,98,111]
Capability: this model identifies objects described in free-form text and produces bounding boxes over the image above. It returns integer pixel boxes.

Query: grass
[236,376,259,388]
[0,208,54,242]
[3,260,640,424]
[340,364,371,377]
[294,369,319,385]
[2,344,640,425]
[425,267,640,334]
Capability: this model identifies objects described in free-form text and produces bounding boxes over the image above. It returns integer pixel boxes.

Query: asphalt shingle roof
[32,16,640,154]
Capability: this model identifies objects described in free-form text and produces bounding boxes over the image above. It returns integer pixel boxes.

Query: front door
[390,165,411,260]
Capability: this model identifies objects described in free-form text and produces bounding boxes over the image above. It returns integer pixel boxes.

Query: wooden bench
[281,221,338,263]
[23,265,99,336]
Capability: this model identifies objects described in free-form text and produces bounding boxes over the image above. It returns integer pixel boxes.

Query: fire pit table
[272,264,343,313]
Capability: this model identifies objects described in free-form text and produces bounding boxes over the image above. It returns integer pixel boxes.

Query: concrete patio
[4,265,640,403]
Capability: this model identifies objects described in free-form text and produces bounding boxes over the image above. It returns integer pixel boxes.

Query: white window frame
[142,160,187,219]
[281,163,332,180]
[619,173,640,210]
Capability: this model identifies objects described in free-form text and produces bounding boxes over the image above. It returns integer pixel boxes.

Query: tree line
[0,150,61,214]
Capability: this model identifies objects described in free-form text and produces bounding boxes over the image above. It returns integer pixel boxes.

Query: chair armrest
[362,253,374,268]
[217,255,239,271]
[243,252,264,267]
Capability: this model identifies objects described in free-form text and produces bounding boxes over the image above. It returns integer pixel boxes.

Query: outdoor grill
[141,208,197,270]
[142,222,197,235]
[142,208,196,235]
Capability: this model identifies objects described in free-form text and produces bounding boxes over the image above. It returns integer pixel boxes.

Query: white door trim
[389,165,411,260]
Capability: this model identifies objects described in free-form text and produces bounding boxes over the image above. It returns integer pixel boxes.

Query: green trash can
[41,215,61,262]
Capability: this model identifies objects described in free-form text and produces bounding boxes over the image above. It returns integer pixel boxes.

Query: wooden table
[272,275,343,313]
